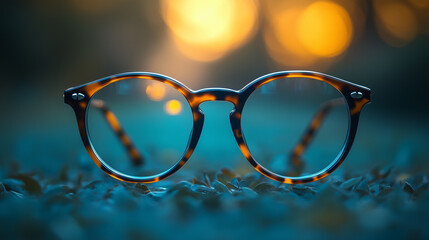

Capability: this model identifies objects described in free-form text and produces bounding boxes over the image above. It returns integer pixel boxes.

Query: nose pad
[191,101,242,169]
[197,102,236,139]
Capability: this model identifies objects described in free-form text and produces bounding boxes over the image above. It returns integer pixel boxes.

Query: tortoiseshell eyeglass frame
[64,71,371,184]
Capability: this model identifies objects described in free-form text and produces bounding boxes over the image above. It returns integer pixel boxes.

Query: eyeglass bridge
[192,88,240,106]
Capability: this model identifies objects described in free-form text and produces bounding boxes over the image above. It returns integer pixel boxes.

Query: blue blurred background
[1,0,427,175]
[0,0,429,239]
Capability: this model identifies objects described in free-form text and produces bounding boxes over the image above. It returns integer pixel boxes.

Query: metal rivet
[72,92,85,101]
[350,91,363,99]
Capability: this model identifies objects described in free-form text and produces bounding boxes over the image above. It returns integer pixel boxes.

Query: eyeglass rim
[64,70,371,184]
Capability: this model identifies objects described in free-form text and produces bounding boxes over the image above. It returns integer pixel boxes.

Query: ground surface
[1,165,428,240]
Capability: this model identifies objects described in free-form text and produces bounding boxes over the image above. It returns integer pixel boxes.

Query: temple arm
[289,97,345,170]
[91,99,144,166]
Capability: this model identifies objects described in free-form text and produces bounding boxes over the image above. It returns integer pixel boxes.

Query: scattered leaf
[10,174,42,196]
[340,176,362,191]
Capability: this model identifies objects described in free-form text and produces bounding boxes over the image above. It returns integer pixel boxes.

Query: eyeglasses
[64,71,371,184]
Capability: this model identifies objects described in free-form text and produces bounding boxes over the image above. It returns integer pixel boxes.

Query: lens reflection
[241,77,349,177]
[87,78,193,177]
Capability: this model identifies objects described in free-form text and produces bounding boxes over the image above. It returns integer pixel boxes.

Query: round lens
[241,77,349,177]
[87,78,193,177]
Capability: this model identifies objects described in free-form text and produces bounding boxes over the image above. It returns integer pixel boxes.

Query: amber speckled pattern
[90,99,144,166]
[64,71,371,184]
[289,97,346,173]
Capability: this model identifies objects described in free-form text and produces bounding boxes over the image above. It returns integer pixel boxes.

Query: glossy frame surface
[64,71,371,184]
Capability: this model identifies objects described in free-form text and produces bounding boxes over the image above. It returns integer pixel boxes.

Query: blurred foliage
[1,165,428,239]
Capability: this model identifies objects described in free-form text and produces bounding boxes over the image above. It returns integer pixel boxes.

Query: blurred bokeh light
[145,82,166,101]
[262,0,367,68]
[297,1,352,58]
[160,0,259,62]
[165,99,182,115]
[374,0,418,47]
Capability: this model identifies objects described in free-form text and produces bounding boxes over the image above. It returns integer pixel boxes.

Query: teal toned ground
[1,164,428,240]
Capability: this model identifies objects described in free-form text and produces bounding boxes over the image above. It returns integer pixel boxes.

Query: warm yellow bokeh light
[165,99,182,115]
[297,1,353,57]
[145,82,166,101]
[263,0,355,68]
[161,0,258,61]
[375,1,418,47]
[264,5,318,67]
